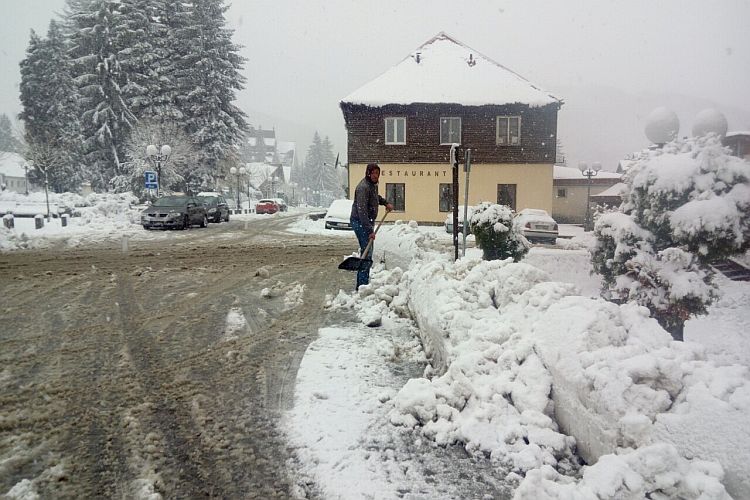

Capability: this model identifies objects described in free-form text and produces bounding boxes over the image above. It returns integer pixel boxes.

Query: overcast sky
[2,0,749,168]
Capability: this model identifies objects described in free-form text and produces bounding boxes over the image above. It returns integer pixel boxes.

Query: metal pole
[157,160,161,197]
[24,164,29,195]
[462,149,472,257]
[451,144,459,261]
[236,174,241,210]
[585,173,592,231]
[44,169,50,221]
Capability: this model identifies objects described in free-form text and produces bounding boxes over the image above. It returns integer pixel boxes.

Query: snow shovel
[338,211,389,271]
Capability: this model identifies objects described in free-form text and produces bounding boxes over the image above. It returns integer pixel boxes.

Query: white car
[515,208,558,244]
[324,199,354,230]
[444,206,476,234]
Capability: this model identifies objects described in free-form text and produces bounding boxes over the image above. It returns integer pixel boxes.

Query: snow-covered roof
[553,164,621,180]
[245,162,283,189]
[341,32,561,108]
[591,182,627,198]
[0,153,27,178]
[726,131,750,138]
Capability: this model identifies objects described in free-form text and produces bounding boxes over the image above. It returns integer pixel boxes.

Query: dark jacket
[350,176,387,234]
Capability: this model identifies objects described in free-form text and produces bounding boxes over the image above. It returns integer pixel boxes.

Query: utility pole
[462,149,472,257]
[450,144,460,261]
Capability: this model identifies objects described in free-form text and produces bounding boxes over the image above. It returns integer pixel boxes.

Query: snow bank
[348,221,747,498]
[0,192,142,251]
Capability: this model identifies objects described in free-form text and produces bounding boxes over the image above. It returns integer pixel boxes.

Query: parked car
[255,199,280,214]
[324,199,354,230]
[197,192,230,223]
[271,198,288,212]
[444,205,476,234]
[141,195,208,230]
[515,208,558,244]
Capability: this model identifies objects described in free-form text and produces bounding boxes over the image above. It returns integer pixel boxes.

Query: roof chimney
[415,51,421,63]
[468,54,476,67]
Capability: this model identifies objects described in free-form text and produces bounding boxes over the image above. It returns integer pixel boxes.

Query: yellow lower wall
[349,163,553,224]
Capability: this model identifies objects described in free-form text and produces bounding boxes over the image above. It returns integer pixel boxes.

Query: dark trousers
[351,217,373,289]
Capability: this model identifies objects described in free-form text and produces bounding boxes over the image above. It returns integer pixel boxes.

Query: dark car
[141,195,209,230]
[255,199,280,214]
[197,193,230,223]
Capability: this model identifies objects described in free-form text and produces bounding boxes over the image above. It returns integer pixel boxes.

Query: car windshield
[521,209,549,217]
[258,200,274,204]
[197,196,218,205]
[153,196,189,207]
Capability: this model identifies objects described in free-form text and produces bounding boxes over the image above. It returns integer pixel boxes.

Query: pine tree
[171,0,247,171]
[0,114,22,153]
[69,0,136,190]
[118,0,183,122]
[18,21,82,192]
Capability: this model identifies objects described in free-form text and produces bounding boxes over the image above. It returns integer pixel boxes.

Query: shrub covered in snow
[470,202,529,261]
[592,135,750,339]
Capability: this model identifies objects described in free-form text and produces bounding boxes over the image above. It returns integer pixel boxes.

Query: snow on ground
[4,194,747,498]
[292,220,747,499]
[0,192,309,251]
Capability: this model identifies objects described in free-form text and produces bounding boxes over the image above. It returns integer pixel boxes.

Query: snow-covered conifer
[592,135,750,339]
[170,0,247,172]
[69,0,136,191]
[18,21,83,192]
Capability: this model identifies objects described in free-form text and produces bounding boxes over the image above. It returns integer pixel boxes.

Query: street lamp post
[146,144,171,197]
[578,161,602,231]
[230,166,246,211]
[42,165,50,221]
[24,160,31,195]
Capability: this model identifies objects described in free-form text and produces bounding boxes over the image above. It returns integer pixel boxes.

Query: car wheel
[225,213,230,222]
[200,215,208,228]
[183,215,190,230]
[143,225,150,230]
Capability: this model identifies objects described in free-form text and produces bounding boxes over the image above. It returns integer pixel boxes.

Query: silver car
[141,195,209,230]
[515,208,558,244]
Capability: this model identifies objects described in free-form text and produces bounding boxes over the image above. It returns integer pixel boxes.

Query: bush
[470,202,529,261]
[592,135,749,340]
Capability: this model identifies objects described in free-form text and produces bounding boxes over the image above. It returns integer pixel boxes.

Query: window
[440,117,461,145]
[557,188,567,198]
[496,116,521,146]
[386,183,405,211]
[385,117,406,145]
[439,183,453,212]
[497,184,517,211]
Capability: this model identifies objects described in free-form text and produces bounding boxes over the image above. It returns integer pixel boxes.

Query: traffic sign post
[144,171,158,191]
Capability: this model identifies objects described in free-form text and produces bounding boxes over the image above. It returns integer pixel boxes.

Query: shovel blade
[338,256,372,271]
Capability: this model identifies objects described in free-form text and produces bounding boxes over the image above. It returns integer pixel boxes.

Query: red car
[255,199,280,214]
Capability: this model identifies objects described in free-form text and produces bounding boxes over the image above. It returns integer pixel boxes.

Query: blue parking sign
[144,171,158,189]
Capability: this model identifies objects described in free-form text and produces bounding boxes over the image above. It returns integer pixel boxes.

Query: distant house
[340,32,562,223]
[245,162,286,199]
[552,165,621,224]
[723,132,750,161]
[245,126,278,164]
[0,152,33,194]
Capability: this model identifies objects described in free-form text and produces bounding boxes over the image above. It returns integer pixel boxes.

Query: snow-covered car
[196,193,230,223]
[255,199,279,214]
[271,198,288,212]
[324,199,354,230]
[515,208,558,244]
[141,195,208,230]
[444,205,476,234]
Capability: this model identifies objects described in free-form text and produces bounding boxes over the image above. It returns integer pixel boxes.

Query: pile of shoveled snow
[334,221,746,499]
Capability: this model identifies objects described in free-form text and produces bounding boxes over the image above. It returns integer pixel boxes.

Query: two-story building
[340,32,562,223]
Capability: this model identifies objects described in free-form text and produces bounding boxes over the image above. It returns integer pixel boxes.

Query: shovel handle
[360,211,389,259]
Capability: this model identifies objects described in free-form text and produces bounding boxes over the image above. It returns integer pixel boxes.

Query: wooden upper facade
[341,102,559,165]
